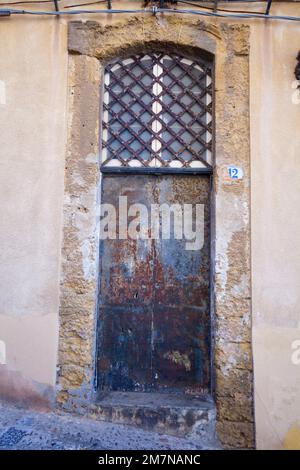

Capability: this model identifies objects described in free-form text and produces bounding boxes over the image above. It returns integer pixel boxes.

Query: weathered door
[97,173,211,394]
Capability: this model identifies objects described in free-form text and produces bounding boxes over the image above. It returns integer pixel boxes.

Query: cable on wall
[1,6,300,22]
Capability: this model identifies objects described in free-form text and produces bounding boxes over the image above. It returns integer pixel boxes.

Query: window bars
[101,53,213,173]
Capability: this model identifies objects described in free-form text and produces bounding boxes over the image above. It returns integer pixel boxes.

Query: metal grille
[101,52,213,171]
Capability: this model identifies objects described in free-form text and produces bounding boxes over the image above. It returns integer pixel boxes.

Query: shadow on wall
[0,366,54,410]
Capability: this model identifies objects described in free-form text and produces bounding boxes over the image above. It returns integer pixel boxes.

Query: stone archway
[57,16,254,449]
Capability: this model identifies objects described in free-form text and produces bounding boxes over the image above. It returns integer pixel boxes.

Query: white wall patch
[0,340,6,365]
[0,81,6,105]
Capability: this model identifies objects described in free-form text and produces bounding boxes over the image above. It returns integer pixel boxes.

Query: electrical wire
[1,7,300,22]
[176,0,269,3]
[0,0,58,5]
[171,1,266,14]
[64,0,107,8]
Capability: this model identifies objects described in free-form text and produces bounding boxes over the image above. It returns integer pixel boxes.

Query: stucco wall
[0,1,299,448]
[250,8,300,450]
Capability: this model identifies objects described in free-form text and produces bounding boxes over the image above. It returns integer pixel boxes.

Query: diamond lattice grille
[101,53,213,170]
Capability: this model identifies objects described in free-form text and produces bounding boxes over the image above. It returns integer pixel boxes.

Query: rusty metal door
[97,173,211,394]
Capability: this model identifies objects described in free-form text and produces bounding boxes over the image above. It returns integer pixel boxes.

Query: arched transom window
[101,52,213,172]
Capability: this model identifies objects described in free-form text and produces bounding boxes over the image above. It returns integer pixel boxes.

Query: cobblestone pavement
[0,403,207,450]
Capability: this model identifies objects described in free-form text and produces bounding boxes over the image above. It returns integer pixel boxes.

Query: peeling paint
[0,80,6,105]
[163,351,192,372]
[0,340,6,365]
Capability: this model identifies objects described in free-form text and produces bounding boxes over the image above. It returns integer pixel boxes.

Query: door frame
[57,18,254,449]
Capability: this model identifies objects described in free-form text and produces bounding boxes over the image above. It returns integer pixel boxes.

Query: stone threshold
[84,391,221,449]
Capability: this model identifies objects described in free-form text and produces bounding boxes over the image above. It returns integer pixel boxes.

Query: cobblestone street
[0,403,209,450]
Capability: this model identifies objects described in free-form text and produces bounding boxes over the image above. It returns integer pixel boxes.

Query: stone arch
[68,16,220,61]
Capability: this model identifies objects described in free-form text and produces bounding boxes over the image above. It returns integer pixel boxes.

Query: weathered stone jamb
[57,52,102,408]
[57,16,254,448]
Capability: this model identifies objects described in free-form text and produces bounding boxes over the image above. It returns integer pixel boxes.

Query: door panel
[97,174,211,393]
[98,306,153,391]
[98,175,155,391]
[152,176,211,392]
[152,305,210,390]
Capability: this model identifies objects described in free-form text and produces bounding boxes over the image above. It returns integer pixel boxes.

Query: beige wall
[0,1,299,447]
[0,17,68,401]
[250,6,300,450]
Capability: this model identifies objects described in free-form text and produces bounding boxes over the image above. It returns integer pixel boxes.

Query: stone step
[87,391,220,449]
[0,402,217,450]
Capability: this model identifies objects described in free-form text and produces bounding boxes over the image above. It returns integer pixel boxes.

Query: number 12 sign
[228,166,244,180]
